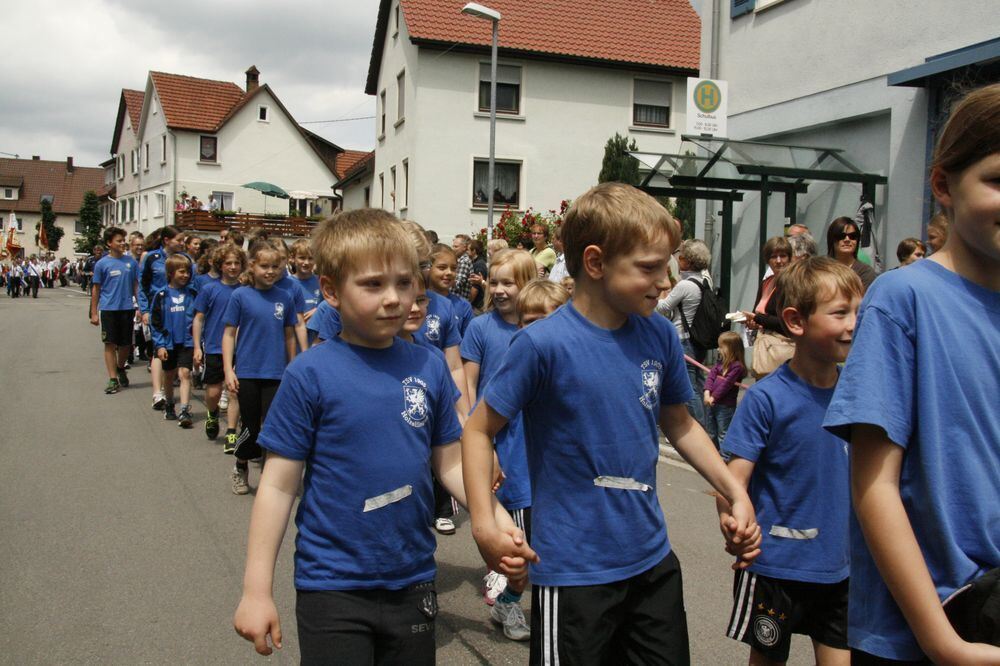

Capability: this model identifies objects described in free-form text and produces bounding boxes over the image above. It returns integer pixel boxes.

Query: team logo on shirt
[754,615,781,647]
[274,302,284,320]
[170,294,186,313]
[424,315,441,342]
[639,359,662,410]
[401,376,429,428]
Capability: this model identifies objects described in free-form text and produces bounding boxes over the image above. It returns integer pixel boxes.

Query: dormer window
[258,105,269,122]
[152,98,158,114]
[40,194,54,205]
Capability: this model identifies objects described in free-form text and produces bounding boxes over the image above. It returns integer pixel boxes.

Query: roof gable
[0,158,104,215]
[149,71,246,132]
[110,89,145,155]
[367,0,701,94]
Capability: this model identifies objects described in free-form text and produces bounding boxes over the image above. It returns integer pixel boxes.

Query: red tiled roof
[0,158,104,215]
[122,89,145,133]
[368,0,700,93]
[336,150,374,180]
[149,72,247,132]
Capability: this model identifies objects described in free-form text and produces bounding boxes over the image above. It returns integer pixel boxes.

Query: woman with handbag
[742,236,795,379]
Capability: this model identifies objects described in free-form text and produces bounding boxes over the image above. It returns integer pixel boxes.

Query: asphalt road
[1,288,813,664]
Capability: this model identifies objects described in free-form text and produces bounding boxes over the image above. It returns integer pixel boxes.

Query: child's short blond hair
[774,256,862,336]
[313,209,418,285]
[516,280,569,322]
[562,182,679,278]
[398,220,432,262]
[291,238,312,258]
[165,253,191,279]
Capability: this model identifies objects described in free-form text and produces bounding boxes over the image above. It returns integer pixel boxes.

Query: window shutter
[634,80,671,106]
[479,63,520,85]
[731,0,755,17]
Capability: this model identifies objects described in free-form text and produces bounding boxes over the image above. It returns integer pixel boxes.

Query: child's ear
[581,245,604,279]
[320,275,340,308]
[781,306,806,337]
[929,166,953,210]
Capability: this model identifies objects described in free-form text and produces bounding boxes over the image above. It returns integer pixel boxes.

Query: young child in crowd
[463,182,760,663]
[193,243,245,444]
[271,239,309,352]
[89,226,139,394]
[233,210,533,663]
[823,84,1000,664]
[193,238,219,292]
[222,242,298,495]
[719,257,861,666]
[428,243,474,335]
[150,254,198,427]
[703,331,746,450]
[289,239,321,325]
[140,225,186,411]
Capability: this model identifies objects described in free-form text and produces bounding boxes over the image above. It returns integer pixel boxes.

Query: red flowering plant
[475,199,571,249]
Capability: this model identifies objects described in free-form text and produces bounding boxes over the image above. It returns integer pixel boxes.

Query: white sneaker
[482,570,507,606]
[231,467,249,495]
[491,599,530,641]
[434,517,456,535]
[219,389,229,411]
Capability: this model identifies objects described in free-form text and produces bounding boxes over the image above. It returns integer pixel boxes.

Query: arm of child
[659,403,761,559]
[463,359,481,406]
[444,345,472,419]
[222,325,239,393]
[462,400,539,577]
[234,452,304,656]
[852,424,1000,664]
[89,283,101,326]
[294,314,308,352]
[284,327,297,364]
[714,456,760,569]
[192,312,205,368]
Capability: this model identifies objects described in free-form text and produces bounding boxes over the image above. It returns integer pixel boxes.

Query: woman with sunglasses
[826,217,876,292]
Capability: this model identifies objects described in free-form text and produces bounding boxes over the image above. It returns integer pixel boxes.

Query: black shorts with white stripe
[727,569,848,662]
[509,507,532,542]
[529,551,688,665]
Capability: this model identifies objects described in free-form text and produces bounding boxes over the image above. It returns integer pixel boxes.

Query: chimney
[32,155,40,160]
[245,65,260,93]
[67,156,74,173]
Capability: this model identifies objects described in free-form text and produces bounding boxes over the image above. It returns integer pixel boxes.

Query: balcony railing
[174,210,320,237]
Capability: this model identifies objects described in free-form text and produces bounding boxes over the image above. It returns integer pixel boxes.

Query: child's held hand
[722,498,762,570]
[234,593,282,656]
[225,372,239,394]
[157,348,168,361]
[473,523,539,582]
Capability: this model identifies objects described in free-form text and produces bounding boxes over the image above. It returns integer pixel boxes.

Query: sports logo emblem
[401,376,429,428]
[639,359,662,410]
[171,294,185,305]
[754,615,781,647]
[423,315,441,342]
[274,302,284,320]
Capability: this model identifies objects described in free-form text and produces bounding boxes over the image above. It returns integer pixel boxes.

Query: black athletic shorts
[100,310,134,347]
[161,346,194,371]
[202,353,225,385]
[296,582,437,665]
[727,569,848,662]
[530,551,689,665]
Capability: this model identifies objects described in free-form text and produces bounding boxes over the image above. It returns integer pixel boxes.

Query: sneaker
[164,403,177,421]
[482,570,508,606]
[223,431,238,455]
[232,466,249,495]
[491,600,530,641]
[152,392,166,410]
[219,389,229,411]
[434,517,456,535]
[205,412,220,440]
[117,367,129,388]
[123,361,131,370]
[104,379,120,395]
[178,406,193,428]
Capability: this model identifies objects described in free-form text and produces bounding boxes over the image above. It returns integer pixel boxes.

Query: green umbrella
[242,181,289,213]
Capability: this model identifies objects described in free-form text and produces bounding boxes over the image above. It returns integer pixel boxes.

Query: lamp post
[461,2,501,256]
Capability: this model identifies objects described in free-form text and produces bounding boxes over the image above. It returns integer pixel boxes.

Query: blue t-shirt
[193,280,240,354]
[414,291,461,351]
[307,301,342,341]
[193,272,216,292]
[293,274,322,312]
[276,273,307,315]
[483,302,692,586]
[222,286,297,380]
[258,336,463,591]
[823,259,1000,661]
[92,254,139,311]
[151,285,196,350]
[723,363,849,584]
[448,293,474,336]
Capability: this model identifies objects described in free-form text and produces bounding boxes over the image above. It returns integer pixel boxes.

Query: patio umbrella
[287,190,319,200]
[242,181,289,214]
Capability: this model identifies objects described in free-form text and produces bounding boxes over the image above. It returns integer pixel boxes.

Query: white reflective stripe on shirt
[593,476,651,492]
[362,484,412,512]
[769,525,818,540]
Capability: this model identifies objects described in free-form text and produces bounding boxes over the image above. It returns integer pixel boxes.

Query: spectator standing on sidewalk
[451,234,474,300]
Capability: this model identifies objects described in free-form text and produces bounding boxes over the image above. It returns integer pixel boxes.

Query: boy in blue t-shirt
[463,182,760,664]
[289,239,321,343]
[150,254,198,426]
[233,210,534,663]
[719,257,863,665]
[89,227,139,395]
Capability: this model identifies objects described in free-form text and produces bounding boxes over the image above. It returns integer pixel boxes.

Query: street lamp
[461,2,501,255]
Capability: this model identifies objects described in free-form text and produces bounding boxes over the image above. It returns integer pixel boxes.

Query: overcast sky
[0,0,382,167]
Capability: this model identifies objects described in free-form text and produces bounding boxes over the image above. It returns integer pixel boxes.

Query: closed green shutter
[732,0,755,17]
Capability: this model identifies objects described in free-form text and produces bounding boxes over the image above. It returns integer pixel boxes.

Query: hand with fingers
[234,594,282,656]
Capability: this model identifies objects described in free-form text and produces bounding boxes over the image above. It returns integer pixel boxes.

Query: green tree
[36,198,65,252]
[598,133,640,185]
[74,191,102,254]
[673,197,696,239]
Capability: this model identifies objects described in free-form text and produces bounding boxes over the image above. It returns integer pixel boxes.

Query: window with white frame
[211,191,234,210]
[379,173,385,209]
[155,192,165,217]
[129,150,136,175]
[396,71,405,122]
[75,219,85,234]
[473,159,520,208]
[390,166,396,211]
[633,79,672,128]
[258,105,269,122]
[128,197,135,221]
[160,135,167,163]
[402,160,409,209]
[200,136,218,162]
[479,63,522,114]
[379,90,386,137]
[144,143,150,170]
[14,216,23,231]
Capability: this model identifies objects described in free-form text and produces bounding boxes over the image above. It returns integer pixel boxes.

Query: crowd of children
[84,84,998,664]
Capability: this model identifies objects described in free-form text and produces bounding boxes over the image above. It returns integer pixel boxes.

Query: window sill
[471,205,521,213]
[377,133,386,142]
[630,125,675,135]
[474,111,525,122]
[257,119,270,124]
[143,168,149,173]
[160,161,167,166]
[198,160,221,166]
[393,117,405,128]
